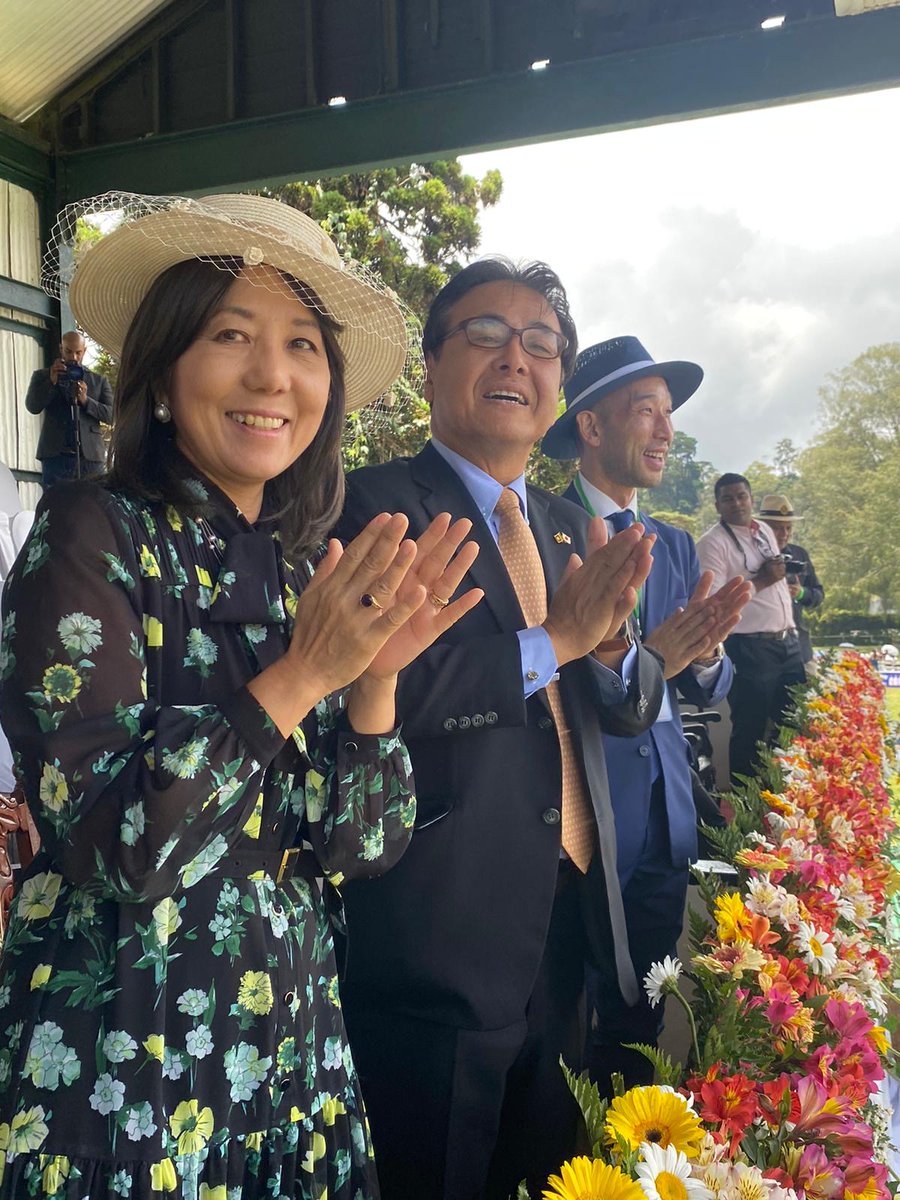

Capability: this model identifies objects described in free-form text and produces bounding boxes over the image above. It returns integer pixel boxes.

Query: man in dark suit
[758,494,824,669]
[335,262,665,1200]
[541,337,750,1093]
[25,331,113,488]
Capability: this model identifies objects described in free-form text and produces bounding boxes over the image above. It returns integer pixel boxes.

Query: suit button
[485,711,498,725]
[345,740,358,752]
[471,713,484,728]
[542,807,561,825]
[443,717,458,731]
[458,715,471,730]
[283,990,296,1006]
[639,745,650,757]
[538,716,554,731]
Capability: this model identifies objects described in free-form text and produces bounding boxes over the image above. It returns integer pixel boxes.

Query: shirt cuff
[219,685,289,768]
[518,626,559,697]
[691,661,722,687]
[593,640,638,686]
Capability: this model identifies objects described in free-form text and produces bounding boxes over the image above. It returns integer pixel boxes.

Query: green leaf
[560,1057,608,1152]
[621,1042,683,1087]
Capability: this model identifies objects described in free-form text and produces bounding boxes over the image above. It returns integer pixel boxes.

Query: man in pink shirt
[696,473,806,783]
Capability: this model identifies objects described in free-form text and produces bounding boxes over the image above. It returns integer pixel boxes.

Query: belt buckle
[276,847,300,883]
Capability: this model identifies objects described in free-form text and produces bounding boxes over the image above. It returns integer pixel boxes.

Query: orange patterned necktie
[495,488,595,873]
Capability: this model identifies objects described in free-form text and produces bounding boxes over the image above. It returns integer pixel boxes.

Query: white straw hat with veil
[43,191,413,413]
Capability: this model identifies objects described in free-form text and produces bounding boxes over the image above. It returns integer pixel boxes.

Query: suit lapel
[638,513,671,637]
[410,444,522,629]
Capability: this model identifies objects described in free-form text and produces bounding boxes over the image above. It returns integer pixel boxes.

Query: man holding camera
[758,494,824,671]
[25,330,113,488]
[696,474,806,782]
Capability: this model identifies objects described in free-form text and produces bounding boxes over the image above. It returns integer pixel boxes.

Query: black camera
[62,362,85,384]
[783,557,806,576]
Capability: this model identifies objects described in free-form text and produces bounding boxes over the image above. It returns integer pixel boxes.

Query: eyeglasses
[438,316,568,361]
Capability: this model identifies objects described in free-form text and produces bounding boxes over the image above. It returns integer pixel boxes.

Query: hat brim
[541,359,704,460]
[758,513,803,522]
[70,208,408,413]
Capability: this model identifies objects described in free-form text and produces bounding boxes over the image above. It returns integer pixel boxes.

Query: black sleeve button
[458,715,471,730]
[443,717,458,731]
[538,716,554,731]
[485,711,498,725]
[542,807,561,825]
[471,713,485,728]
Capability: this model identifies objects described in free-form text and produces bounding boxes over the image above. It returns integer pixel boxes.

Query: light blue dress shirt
[432,440,634,698]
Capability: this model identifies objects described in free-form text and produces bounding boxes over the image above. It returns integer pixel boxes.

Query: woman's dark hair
[106,256,345,558]
[421,256,578,380]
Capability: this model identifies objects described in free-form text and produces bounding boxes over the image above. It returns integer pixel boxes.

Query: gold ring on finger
[429,591,450,611]
[360,592,383,611]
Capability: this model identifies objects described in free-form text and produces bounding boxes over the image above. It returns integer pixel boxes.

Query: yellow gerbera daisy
[606,1088,704,1159]
[713,893,752,944]
[543,1157,644,1200]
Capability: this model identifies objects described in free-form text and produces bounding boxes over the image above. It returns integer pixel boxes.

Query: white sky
[460,85,900,471]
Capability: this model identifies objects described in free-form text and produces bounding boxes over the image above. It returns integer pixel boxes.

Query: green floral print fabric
[0,477,415,1199]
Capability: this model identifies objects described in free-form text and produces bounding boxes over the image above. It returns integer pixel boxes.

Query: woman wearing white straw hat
[0,192,482,1200]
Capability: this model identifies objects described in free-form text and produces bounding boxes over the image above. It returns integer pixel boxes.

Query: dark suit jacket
[25,366,113,462]
[784,541,824,663]
[334,443,664,1031]
[563,484,733,875]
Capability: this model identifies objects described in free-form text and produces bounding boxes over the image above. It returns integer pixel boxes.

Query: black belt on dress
[228,846,320,884]
[731,629,797,641]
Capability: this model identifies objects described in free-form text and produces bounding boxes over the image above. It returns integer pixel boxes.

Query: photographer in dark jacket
[759,493,824,668]
[25,330,113,487]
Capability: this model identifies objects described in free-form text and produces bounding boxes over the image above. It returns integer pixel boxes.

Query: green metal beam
[0,315,48,342]
[0,118,52,195]
[56,8,900,200]
[0,275,54,321]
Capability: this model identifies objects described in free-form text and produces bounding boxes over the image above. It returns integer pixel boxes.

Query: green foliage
[647,431,715,514]
[259,161,502,469]
[798,343,900,612]
[560,1057,609,1157]
[259,162,502,327]
[621,1041,683,1087]
[640,508,698,537]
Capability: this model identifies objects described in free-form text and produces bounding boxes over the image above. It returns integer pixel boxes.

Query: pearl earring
[153,401,172,423]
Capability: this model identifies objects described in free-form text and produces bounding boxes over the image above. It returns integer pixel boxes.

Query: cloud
[561,206,900,469]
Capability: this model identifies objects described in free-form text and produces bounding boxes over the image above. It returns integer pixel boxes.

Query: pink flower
[795,1143,843,1200]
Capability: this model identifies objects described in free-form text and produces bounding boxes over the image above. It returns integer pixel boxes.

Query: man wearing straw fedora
[335,260,666,1200]
[758,493,824,670]
[542,336,750,1093]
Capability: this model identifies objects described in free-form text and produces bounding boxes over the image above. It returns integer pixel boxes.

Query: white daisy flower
[793,921,838,975]
[643,956,683,1008]
[636,1142,712,1200]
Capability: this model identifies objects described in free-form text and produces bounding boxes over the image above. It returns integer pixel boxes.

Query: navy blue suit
[562,483,733,1086]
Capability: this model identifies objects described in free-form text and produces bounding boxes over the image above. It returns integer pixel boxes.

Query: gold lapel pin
[553,531,572,544]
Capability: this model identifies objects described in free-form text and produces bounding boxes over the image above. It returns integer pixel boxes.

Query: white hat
[50,191,410,413]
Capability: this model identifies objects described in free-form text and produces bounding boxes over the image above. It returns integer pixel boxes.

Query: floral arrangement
[530,653,899,1200]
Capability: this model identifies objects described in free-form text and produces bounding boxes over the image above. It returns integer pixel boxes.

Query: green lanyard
[573,476,643,628]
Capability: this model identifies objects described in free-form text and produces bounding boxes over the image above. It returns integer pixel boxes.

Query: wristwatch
[692,642,724,668]
[595,619,635,655]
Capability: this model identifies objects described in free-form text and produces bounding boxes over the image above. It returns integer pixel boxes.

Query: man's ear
[423,353,436,406]
[575,407,603,448]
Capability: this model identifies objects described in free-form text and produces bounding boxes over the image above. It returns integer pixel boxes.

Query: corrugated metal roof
[0,0,174,123]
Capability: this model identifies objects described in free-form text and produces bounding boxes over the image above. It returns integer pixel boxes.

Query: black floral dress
[0,475,415,1200]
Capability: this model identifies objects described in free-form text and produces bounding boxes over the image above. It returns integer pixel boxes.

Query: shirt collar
[576,472,638,521]
[431,437,529,523]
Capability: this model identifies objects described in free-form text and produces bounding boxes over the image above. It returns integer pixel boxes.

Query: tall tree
[261,162,503,470]
[643,431,715,515]
[798,343,900,612]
